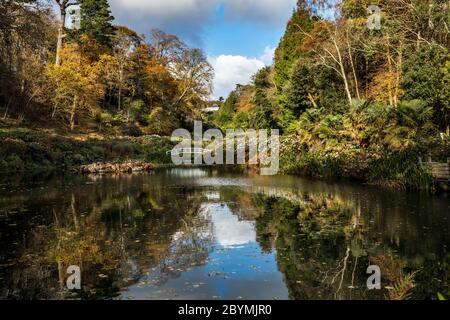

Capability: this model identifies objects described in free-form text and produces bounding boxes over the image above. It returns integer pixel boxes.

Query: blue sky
[108,0,297,98]
[203,2,287,57]
[203,19,286,57]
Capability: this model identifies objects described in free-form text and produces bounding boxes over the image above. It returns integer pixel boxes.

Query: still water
[0,168,449,300]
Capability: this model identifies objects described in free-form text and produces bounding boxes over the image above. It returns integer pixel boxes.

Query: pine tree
[79,0,115,48]
[273,1,313,93]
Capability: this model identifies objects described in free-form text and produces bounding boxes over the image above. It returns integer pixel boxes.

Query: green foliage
[285,63,315,115]
[402,45,447,101]
[439,61,450,130]
[0,129,175,173]
[232,112,249,130]
[368,151,435,191]
[383,100,436,150]
[214,84,254,131]
[284,61,347,121]
[213,91,237,129]
[78,0,115,48]
[139,136,175,164]
[121,123,143,137]
[222,91,238,115]
[249,67,278,130]
[273,1,313,92]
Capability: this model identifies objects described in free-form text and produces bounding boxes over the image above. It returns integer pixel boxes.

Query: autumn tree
[0,0,55,118]
[172,48,213,121]
[45,43,103,130]
[99,26,142,111]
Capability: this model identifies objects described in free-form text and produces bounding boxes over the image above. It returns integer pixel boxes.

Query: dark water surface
[0,168,449,300]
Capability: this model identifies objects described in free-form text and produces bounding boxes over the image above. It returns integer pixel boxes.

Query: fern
[387,272,417,300]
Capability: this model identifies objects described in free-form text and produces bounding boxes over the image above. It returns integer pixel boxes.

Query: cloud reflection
[201,203,256,247]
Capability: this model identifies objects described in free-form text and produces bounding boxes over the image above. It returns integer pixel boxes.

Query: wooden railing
[419,157,450,182]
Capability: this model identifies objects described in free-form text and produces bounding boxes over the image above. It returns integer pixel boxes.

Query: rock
[79,161,154,174]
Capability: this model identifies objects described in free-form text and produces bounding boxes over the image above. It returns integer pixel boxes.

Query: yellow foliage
[369,70,404,103]
[45,43,104,129]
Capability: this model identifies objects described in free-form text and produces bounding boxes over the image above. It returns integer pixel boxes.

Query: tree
[250,67,278,130]
[78,0,115,48]
[274,1,314,93]
[54,1,78,66]
[440,61,450,133]
[149,29,185,69]
[383,100,436,150]
[1,0,55,118]
[401,44,450,130]
[285,62,316,115]
[172,48,213,118]
[313,21,355,105]
[145,30,213,127]
[99,26,142,111]
[45,43,103,130]
[143,60,180,134]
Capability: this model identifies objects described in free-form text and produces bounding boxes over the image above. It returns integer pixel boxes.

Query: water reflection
[0,168,448,300]
[203,203,256,248]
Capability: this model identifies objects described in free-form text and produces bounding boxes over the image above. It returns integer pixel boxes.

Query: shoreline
[0,128,448,193]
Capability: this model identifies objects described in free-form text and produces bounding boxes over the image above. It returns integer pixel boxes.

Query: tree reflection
[0,174,214,299]
[250,191,449,300]
[0,171,449,300]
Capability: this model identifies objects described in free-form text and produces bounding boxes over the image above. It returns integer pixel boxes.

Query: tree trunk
[3,98,11,119]
[333,38,353,105]
[118,86,122,111]
[394,42,404,107]
[347,29,360,100]
[70,95,78,131]
[71,194,79,232]
[56,6,66,66]
[118,64,124,111]
[386,37,395,107]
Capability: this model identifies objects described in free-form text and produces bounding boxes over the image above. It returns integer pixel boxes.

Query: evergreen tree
[273,1,313,93]
[285,63,314,116]
[79,0,115,48]
[249,67,278,130]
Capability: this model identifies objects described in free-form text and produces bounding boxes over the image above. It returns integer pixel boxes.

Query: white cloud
[259,46,276,65]
[208,46,275,99]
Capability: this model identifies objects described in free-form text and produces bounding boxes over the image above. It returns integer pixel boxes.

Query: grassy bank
[1,125,448,193]
[280,135,449,193]
[0,127,175,174]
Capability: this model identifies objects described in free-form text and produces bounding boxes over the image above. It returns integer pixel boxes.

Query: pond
[0,168,449,300]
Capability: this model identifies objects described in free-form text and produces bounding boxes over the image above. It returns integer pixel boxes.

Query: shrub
[5,155,25,172]
[110,140,135,158]
[121,124,143,137]
[140,136,174,164]
[1,138,27,158]
[368,151,434,191]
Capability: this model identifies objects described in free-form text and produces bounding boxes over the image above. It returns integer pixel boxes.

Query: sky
[108,0,297,99]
